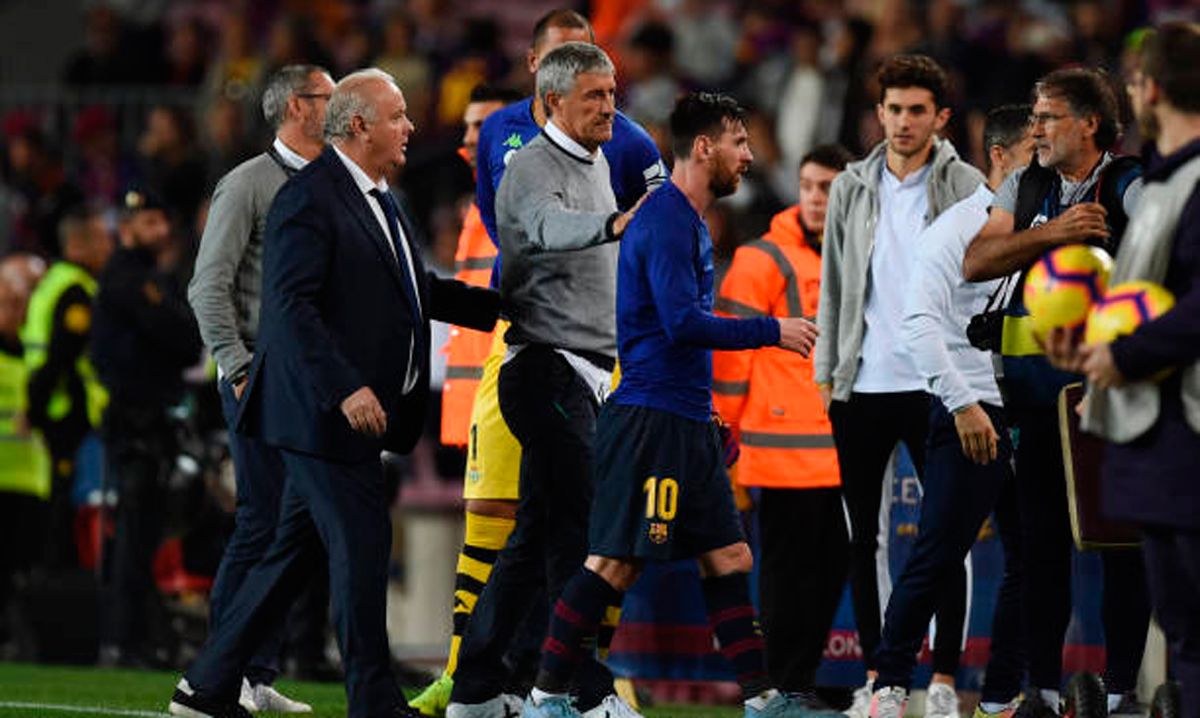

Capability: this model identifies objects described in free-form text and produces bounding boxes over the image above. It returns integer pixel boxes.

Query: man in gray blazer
[187,63,334,714]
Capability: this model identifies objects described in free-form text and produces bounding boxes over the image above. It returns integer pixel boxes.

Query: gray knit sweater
[497,131,620,358]
[188,151,290,381]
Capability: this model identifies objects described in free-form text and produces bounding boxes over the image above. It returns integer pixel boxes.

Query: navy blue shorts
[588,402,744,561]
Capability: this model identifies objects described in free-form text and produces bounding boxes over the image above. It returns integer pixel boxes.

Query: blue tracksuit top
[611,180,780,422]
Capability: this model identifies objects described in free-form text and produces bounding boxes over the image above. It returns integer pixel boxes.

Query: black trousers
[876,402,1011,690]
[187,450,403,718]
[0,491,48,642]
[828,391,966,676]
[210,378,329,685]
[980,468,1027,705]
[1142,526,1200,718]
[452,346,611,708]
[1011,408,1151,693]
[42,420,88,568]
[758,487,849,691]
[100,408,173,653]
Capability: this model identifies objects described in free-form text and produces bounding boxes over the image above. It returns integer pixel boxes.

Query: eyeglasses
[1028,112,1069,126]
[295,93,332,101]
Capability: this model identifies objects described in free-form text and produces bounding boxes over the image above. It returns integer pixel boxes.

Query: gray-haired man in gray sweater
[186,64,333,715]
[448,42,645,718]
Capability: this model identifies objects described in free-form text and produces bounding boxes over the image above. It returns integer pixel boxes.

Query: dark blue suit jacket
[238,147,499,462]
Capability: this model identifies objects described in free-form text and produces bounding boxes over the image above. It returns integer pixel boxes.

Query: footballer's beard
[710,161,743,199]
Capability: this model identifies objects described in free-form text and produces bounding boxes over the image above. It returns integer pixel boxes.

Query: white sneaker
[448,694,524,718]
[846,681,876,718]
[582,694,643,718]
[239,678,312,713]
[869,687,909,718]
[925,684,960,718]
[238,679,257,712]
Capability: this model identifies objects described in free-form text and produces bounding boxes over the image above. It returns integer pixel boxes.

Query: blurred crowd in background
[3,0,1196,275]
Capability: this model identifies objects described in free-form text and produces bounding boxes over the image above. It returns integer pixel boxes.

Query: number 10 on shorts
[643,476,679,521]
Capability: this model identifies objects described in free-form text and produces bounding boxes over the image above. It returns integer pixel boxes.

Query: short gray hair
[536,42,614,114]
[261,64,328,129]
[325,68,398,142]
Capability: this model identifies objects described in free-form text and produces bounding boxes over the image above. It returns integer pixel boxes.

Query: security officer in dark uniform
[91,188,203,667]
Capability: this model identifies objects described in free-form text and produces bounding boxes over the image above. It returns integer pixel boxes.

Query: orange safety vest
[712,206,840,489]
[440,202,497,446]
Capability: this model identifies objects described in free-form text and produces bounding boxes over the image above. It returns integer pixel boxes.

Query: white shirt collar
[543,119,598,162]
[332,143,389,196]
[272,136,310,170]
[881,161,932,189]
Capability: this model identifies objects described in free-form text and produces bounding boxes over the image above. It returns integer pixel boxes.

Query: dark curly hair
[877,54,951,108]
[669,92,747,160]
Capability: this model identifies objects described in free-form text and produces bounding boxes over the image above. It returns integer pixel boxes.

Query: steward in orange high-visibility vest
[712,145,852,696]
[713,204,839,490]
[440,201,497,447]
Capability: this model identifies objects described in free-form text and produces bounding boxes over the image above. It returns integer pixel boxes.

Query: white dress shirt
[272,136,309,171]
[854,162,932,393]
[902,184,1003,412]
[543,119,599,162]
[332,144,423,394]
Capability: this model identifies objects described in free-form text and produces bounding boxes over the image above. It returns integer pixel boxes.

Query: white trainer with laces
[869,687,909,718]
[582,694,643,718]
[238,678,312,713]
[925,683,960,718]
[846,681,875,718]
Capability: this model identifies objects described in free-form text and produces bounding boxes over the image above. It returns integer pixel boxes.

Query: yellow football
[1023,245,1113,339]
[1084,280,1175,345]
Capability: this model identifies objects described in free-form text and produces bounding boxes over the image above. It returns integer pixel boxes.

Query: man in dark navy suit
[168,68,501,718]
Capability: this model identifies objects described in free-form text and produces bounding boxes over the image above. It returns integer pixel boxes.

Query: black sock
[536,568,622,694]
[702,572,771,700]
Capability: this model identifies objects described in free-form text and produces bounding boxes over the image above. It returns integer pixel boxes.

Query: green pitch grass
[0,663,740,717]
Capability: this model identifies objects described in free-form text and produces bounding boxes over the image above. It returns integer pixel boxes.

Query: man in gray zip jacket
[186,64,333,714]
[812,55,983,718]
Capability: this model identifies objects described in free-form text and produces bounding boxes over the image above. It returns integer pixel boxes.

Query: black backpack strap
[1095,154,1143,249]
[984,271,1015,313]
[1013,158,1057,231]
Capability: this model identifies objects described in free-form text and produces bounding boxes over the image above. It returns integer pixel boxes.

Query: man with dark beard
[518,92,819,718]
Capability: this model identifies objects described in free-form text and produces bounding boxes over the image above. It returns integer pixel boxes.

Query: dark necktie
[369,188,423,324]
